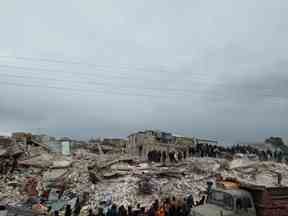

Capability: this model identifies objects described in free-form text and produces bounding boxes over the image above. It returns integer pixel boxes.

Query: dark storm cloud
[209,61,288,103]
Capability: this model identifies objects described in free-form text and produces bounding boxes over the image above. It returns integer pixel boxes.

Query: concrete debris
[2,140,288,215]
[138,176,159,195]
[18,154,54,168]
[43,169,69,182]
[23,176,39,197]
[52,160,72,169]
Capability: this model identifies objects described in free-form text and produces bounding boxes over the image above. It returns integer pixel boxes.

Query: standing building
[127,130,195,160]
[61,141,71,156]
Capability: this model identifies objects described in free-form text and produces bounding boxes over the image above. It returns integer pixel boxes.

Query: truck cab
[191,188,256,216]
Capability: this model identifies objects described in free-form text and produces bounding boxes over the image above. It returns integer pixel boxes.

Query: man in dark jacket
[127,206,133,216]
[118,205,127,216]
[133,203,141,216]
[96,208,105,216]
[107,204,118,216]
[65,204,72,216]
[148,200,159,216]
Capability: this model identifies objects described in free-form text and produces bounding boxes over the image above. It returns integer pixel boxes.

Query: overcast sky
[0,0,288,144]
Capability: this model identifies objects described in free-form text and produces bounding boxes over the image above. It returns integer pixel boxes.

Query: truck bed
[240,183,288,216]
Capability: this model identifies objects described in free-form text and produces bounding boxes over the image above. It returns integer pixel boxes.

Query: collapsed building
[0,133,51,175]
[0,136,19,175]
[126,130,217,161]
[127,130,194,160]
[88,138,127,154]
[2,131,288,215]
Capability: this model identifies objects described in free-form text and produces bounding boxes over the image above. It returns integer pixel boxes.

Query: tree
[265,137,288,155]
[265,137,284,146]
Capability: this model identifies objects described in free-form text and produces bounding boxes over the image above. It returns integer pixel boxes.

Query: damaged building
[88,137,127,154]
[127,130,219,162]
[2,130,288,216]
[127,130,197,160]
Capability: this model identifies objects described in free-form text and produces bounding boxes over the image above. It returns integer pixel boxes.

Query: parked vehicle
[192,180,288,216]
[0,205,8,216]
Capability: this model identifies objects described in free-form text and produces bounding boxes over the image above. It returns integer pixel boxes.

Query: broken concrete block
[52,160,72,169]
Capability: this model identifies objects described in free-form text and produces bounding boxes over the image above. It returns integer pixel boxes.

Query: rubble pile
[2,145,288,214]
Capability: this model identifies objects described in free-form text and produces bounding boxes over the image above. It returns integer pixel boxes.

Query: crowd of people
[191,143,286,162]
[87,195,203,216]
[147,143,287,163]
[147,150,186,163]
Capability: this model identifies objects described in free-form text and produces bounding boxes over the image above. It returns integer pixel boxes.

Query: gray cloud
[209,61,288,103]
[0,0,288,143]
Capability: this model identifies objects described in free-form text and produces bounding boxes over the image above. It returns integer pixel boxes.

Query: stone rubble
[1,147,288,214]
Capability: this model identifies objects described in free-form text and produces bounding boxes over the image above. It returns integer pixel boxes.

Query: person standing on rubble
[151,150,156,162]
[183,151,186,160]
[139,146,143,157]
[127,206,133,216]
[178,152,182,161]
[88,208,95,216]
[148,151,154,162]
[196,196,206,206]
[267,150,272,160]
[278,151,283,162]
[175,199,186,216]
[96,208,105,216]
[277,172,282,185]
[139,207,145,216]
[158,151,162,163]
[73,197,81,216]
[206,179,214,195]
[172,152,177,163]
[118,205,127,216]
[163,198,170,216]
[149,151,153,162]
[107,204,118,216]
[186,194,194,209]
[162,151,167,164]
[156,205,165,216]
[167,197,177,216]
[168,152,172,163]
[148,200,159,216]
[132,204,141,216]
[65,204,72,216]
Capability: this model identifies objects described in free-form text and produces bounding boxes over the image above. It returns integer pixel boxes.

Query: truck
[191,180,288,216]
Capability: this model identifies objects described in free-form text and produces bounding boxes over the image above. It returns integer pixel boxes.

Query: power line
[0,56,184,72]
[0,72,203,96]
[2,65,277,100]
[0,80,216,99]
[0,55,228,99]
[6,76,275,101]
[0,55,202,75]
[0,79,234,101]
[0,64,212,84]
[0,64,217,89]
[0,80,166,98]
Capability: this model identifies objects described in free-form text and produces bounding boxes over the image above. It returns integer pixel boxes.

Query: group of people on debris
[88,195,204,216]
[189,143,287,162]
[147,150,187,163]
[146,143,286,164]
[146,143,287,164]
